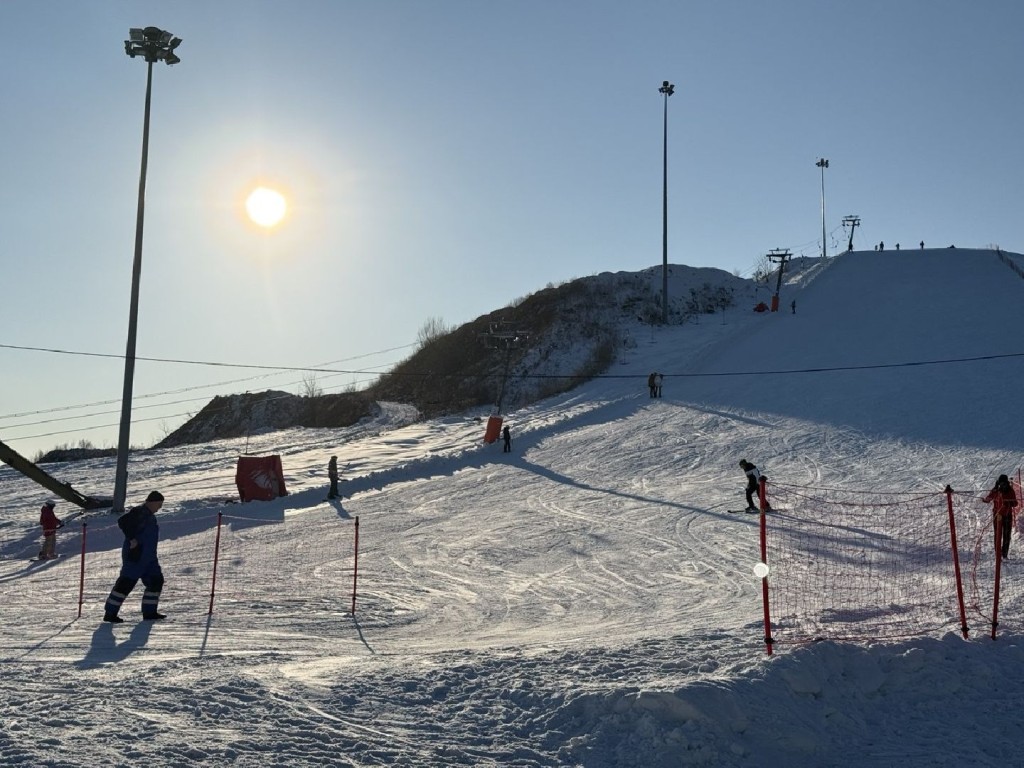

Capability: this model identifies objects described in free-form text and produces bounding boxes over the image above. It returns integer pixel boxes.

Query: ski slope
[2,248,1024,767]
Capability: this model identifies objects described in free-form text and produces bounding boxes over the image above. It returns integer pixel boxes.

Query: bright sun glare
[245,186,287,228]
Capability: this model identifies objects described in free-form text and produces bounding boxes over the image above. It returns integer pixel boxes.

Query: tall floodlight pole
[816,158,829,260]
[113,27,182,514]
[659,80,675,324]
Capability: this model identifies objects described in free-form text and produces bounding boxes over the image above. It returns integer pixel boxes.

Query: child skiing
[739,460,772,513]
[38,500,63,560]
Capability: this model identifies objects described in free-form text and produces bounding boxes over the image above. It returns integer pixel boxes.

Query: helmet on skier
[43,499,56,507]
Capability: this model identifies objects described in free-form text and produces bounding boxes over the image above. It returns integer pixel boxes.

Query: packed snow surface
[3,249,1024,767]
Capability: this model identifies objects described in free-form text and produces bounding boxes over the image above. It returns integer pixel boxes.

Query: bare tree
[751,253,773,283]
[416,316,451,350]
[300,373,323,398]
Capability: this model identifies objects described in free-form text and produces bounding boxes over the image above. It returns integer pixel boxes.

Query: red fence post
[944,486,969,638]
[759,504,773,655]
[77,521,87,619]
[208,512,223,617]
[993,512,1003,641]
[351,516,360,615]
[1017,469,1023,535]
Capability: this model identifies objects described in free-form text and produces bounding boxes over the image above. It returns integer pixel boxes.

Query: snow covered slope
[1,249,1023,767]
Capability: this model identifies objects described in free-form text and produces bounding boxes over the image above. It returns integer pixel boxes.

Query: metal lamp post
[816,157,829,260]
[659,80,674,324]
[112,27,182,513]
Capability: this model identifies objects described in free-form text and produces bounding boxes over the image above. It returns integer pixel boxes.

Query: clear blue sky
[3,0,1022,459]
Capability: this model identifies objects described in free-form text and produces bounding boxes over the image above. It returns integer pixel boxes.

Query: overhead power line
[0,342,412,376]
[4,342,1024,387]
[5,340,1024,445]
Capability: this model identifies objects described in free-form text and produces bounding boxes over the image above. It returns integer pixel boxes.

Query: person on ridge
[328,455,340,499]
[647,372,657,398]
[38,499,63,560]
[984,474,1018,559]
[502,424,512,453]
[739,460,771,513]
[654,372,664,398]
[103,491,166,623]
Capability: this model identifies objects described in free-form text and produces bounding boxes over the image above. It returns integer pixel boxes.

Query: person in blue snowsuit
[103,491,166,623]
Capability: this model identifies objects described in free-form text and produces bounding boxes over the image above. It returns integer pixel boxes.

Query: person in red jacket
[984,474,1019,559]
[38,500,63,560]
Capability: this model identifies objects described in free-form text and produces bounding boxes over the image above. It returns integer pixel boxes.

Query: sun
[245,186,288,228]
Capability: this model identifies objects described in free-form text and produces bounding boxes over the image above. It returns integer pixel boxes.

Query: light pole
[659,80,674,324]
[816,157,829,260]
[113,27,182,514]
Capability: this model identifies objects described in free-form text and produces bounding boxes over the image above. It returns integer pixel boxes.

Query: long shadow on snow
[339,391,656,500]
[516,457,717,519]
[76,620,153,668]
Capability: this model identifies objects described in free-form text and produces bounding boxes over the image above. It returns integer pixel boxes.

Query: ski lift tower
[478,320,530,444]
[766,248,791,312]
[478,321,530,415]
[842,215,861,252]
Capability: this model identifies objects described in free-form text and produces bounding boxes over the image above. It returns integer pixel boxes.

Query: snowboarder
[739,460,771,513]
[328,455,340,499]
[103,491,166,623]
[38,500,63,560]
[984,474,1018,559]
[502,424,512,453]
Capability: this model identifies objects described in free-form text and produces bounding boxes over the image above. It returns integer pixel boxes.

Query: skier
[327,455,340,499]
[103,491,166,623]
[38,500,63,560]
[984,474,1018,559]
[739,460,771,513]
[502,424,512,453]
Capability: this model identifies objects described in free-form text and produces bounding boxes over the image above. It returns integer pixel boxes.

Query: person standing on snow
[328,455,340,499]
[502,424,512,453]
[654,372,664,398]
[739,460,771,513]
[103,491,166,623]
[984,474,1018,559]
[38,500,63,560]
[647,372,657,398]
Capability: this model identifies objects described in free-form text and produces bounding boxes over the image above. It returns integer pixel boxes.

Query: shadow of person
[327,498,350,519]
[75,619,154,669]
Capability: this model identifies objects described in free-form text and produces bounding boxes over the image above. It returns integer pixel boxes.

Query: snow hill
[2,247,1024,767]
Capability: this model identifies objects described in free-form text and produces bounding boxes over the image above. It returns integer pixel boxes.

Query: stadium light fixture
[112,27,182,514]
[816,158,829,259]
[659,80,675,324]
